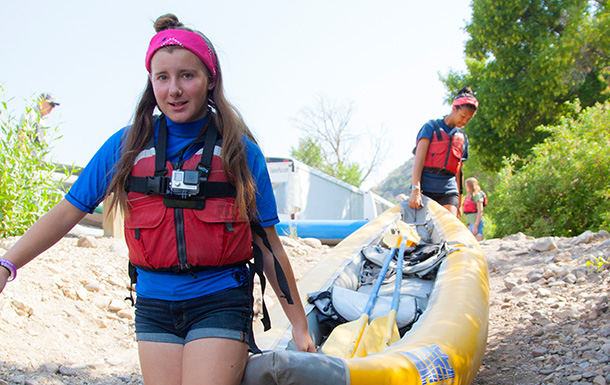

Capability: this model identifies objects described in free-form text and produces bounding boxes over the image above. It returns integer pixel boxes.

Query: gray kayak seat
[308,274,432,329]
[330,286,420,328]
[357,276,433,299]
[357,276,433,310]
[241,351,348,385]
[399,197,435,243]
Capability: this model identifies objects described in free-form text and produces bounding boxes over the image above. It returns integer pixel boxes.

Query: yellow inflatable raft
[243,198,489,385]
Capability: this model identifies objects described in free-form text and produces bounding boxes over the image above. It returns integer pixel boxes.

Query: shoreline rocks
[476,230,610,385]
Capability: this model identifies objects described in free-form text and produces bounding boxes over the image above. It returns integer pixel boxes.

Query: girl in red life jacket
[409,87,479,217]
[0,13,315,385]
[463,177,486,241]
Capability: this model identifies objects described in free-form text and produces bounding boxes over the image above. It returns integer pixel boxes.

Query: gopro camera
[170,170,200,196]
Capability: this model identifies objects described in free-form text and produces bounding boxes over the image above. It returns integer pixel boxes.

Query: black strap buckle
[145,176,169,194]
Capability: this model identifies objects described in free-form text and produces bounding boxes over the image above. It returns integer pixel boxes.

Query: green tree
[443,0,610,171]
[291,96,387,187]
[491,101,610,238]
[290,137,363,186]
[290,137,324,170]
[0,89,74,237]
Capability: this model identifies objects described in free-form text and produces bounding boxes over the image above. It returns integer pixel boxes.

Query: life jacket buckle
[145,176,169,195]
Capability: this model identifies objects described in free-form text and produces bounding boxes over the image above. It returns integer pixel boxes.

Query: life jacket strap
[125,261,139,307]
[245,222,294,354]
[126,175,170,195]
[127,176,237,198]
[251,222,293,305]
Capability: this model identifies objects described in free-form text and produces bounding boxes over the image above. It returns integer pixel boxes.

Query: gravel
[1,227,609,385]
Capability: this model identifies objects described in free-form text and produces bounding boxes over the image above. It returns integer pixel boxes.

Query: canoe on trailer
[242,198,489,385]
[275,219,370,245]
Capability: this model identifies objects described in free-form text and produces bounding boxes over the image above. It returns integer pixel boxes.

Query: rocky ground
[0,226,609,385]
[473,230,610,385]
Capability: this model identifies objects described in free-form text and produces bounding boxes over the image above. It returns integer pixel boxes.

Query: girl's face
[150,48,214,123]
[450,106,476,128]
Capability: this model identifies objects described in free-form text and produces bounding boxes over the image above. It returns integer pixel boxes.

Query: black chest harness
[126,115,236,209]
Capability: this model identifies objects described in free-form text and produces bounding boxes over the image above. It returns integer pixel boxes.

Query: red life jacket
[463,192,487,214]
[124,117,252,273]
[422,120,465,176]
[463,196,476,214]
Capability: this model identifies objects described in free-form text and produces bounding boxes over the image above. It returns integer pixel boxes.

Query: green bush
[490,102,610,238]
[0,89,73,237]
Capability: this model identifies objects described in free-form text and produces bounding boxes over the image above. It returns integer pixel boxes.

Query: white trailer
[266,157,392,221]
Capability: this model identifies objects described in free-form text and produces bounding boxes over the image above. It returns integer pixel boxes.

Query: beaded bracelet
[0,258,17,282]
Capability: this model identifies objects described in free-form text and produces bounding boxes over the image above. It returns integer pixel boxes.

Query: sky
[1,0,472,190]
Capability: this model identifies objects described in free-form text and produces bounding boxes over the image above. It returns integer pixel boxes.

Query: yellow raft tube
[243,200,489,385]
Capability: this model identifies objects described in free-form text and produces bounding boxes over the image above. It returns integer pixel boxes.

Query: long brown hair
[465,177,482,198]
[105,14,258,221]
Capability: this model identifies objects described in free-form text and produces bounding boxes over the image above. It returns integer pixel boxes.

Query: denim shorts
[135,285,252,345]
[468,221,484,235]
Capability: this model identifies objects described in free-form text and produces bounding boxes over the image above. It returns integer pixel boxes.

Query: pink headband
[145,29,217,83]
[452,96,479,109]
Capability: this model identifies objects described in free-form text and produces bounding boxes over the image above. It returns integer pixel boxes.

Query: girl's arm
[0,199,87,293]
[457,170,464,218]
[255,225,316,353]
[409,138,430,209]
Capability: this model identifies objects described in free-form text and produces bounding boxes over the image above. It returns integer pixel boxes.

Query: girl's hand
[408,191,423,210]
[292,325,316,353]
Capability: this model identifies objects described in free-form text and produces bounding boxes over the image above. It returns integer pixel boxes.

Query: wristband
[411,185,421,191]
[0,258,17,282]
